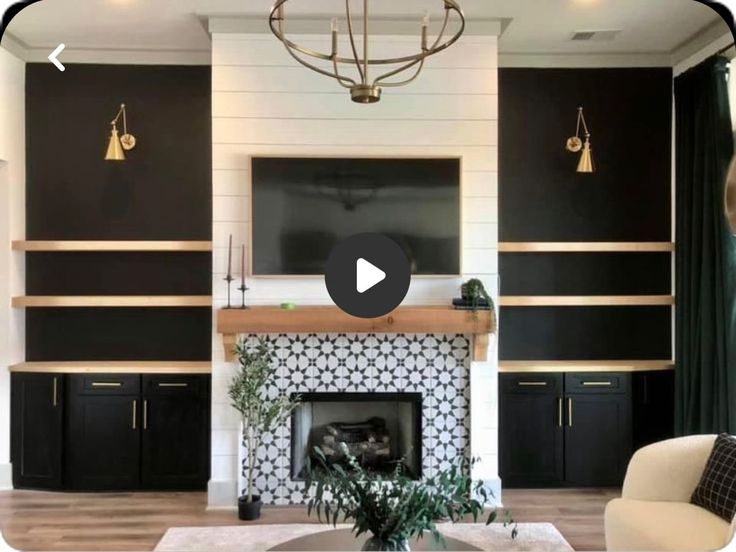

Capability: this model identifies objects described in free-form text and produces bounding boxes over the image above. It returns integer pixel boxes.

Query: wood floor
[0,488,619,552]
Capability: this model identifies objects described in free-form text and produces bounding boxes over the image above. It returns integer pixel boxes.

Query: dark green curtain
[675,56,736,435]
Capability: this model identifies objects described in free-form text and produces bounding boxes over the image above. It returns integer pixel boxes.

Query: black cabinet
[141,375,210,490]
[499,374,563,487]
[10,373,64,489]
[65,375,141,490]
[500,371,638,487]
[11,372,210,491]
[632,370,674,450]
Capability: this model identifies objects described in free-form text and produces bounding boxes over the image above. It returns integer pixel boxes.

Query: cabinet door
[499,374,564,487]
[632,370,674,451]
[11,373,64,489]
[141,375,210,490]
[65,375,141,490]
[564,373,632,486]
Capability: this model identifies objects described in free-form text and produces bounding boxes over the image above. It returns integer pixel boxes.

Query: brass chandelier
[269,0,466,104]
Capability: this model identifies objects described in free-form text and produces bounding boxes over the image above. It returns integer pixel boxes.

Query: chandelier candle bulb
[276,3,284,34]
[331,18,338,57]
[421,12,429,50]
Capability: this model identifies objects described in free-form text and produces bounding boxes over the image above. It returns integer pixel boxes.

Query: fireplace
[291,392,423,480]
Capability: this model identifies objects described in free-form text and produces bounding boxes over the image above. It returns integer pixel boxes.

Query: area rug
[154,523,574,552]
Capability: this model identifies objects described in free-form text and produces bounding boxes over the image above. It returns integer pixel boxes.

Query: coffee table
[269,528,481,551]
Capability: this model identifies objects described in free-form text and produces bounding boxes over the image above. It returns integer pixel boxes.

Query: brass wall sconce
[104,103,136,161]
[726,156,736,234]
[566,107,595,173]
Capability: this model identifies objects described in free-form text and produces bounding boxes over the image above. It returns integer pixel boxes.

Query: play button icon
[356,258,386,293]
[325,233,411,318]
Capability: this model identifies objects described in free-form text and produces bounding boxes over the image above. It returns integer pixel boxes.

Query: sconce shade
[577,139,594,173]
[105,125,125,161]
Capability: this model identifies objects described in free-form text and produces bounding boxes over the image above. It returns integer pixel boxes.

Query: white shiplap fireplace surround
[208,17,500,507]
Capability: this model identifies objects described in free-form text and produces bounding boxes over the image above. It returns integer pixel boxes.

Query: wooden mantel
[217,306,496,362]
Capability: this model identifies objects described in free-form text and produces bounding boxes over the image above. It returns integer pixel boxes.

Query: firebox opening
[290,392,423,481]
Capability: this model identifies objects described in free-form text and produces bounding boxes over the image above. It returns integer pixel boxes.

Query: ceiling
[2,0,730,60]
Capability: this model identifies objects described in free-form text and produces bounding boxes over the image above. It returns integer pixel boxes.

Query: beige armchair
[605,435,736,551]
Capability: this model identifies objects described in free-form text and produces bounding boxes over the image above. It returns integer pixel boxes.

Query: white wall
[0,46,26,490]
[208,32,499,507]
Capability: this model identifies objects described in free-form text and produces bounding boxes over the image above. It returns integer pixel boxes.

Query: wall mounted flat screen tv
[251,157,461,275]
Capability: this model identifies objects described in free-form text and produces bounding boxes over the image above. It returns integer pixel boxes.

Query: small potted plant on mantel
[460,278,494,313]
[306,444,516,551]
[229,337,300,520]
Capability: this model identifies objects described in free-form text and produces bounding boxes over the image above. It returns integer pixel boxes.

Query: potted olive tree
[229,337,300,520]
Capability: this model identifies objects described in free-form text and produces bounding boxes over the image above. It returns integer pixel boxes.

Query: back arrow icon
[48,44,65,72]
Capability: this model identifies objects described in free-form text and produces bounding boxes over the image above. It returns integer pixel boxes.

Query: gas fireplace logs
[312,417,392,468]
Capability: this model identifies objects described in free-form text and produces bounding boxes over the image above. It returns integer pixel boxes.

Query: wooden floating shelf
[12,296,212,308]
[11,240,213,252]
[499,295,674,307]
[8,361,212,374]
[499,242,675,253]
[499,360,674,373]
[217,305,496,362]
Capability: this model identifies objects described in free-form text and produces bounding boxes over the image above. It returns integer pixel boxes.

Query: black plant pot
[238,495,262,521]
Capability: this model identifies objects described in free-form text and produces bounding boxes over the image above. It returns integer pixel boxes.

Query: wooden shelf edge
[9,361,212,374]
[499,295,675,307]
[12,296,213,308]
[217,305,496,363]
[11,240,213,252]
[499,360,674,373]
[499,242,675,253]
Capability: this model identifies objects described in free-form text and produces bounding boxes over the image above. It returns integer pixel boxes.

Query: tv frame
[248,155,464,278]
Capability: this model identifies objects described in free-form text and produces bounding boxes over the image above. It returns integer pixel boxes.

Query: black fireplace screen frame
[290,392,423,481]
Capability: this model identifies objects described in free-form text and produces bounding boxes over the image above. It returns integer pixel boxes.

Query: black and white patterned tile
[238,333,470,504]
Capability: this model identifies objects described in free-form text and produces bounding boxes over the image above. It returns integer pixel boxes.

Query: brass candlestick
[239,283,250,309]
[224,274,235,309]
[239,243,249,309]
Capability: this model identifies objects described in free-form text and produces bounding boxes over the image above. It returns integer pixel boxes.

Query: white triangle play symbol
[356,258,386,294]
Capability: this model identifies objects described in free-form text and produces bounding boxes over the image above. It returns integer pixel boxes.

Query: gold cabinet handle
[158,383,188,388]
[557,397,563,427]
[582,381,612,386]
[143,400,148,430]
[567,398,573,427]
[518,381,547,387]
[53,377,58,407]
[92,382,122,388]
[132,400,137,430]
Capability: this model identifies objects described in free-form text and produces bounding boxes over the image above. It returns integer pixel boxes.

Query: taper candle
[241,244,246,288]
[226,234,233,279]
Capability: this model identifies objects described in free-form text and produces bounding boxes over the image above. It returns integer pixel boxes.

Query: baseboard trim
[0,463,12,490]
[483,477,503,506]
[207,479,237,510]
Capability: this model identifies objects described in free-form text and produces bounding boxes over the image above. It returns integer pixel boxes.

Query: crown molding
[672,19,733,75]
[499,52,672,68]
[21,47,210,65]
[0,32,29,61]
[207,15,502,37]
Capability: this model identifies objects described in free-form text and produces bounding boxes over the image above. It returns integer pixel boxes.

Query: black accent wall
[499,68,673,362]
[24,64,212,362]
[26,64,212,240]
[499,68,672,242]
